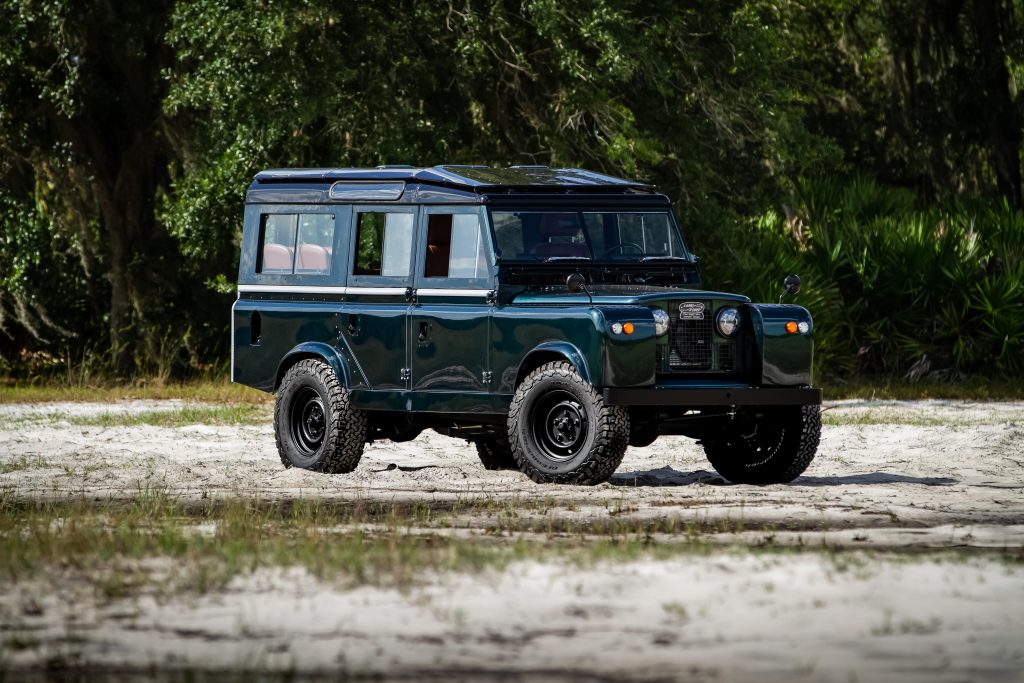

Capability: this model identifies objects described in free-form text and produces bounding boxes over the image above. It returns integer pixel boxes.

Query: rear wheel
[508,361,629,485]
[275,358,366,473]
[702,405,820,484]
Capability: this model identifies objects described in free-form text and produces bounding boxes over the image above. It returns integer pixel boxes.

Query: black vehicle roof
[246,165,670,206]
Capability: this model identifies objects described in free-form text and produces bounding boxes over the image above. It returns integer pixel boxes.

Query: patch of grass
[821,378,1024,401]
[820,409,992,427]
[0,455,52,474]
[821,405,1024,426]
[66,404,270,428]
[0,380,271,405]
[871,610,943,636]
[661,601,689,622]
[1,491,1017,605]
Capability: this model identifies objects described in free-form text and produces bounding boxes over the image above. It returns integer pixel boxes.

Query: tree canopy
[1,0,1022,380]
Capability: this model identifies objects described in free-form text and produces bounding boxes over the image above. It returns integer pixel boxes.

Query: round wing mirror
[783,274,801,296]
[566,272,587,293]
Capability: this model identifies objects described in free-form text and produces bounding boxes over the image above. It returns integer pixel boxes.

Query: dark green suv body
[233,166,821,484]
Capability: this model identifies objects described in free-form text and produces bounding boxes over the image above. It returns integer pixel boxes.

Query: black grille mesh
[668,304,712,370]
[717,341,736,372]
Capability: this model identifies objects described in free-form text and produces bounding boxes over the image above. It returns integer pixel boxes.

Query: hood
[510,288,750,306]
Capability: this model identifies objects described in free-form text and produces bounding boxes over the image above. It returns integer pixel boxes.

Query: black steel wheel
[289,386,326,456]
[508,361,629,485]
[275,358,367,473]
[702,405,820,484]
[532,390,588,461]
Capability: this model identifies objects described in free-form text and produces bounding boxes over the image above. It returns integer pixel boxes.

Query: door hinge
[485,290,497,304]
[400,367,411,382]
[405,287,417,304]
[482,370,493,384]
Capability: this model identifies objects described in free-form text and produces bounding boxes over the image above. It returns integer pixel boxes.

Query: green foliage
[711,178,1024,379]
[0,0,1022,381]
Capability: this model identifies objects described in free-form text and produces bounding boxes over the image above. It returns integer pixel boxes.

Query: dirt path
[1,399,1023,681]
[3,399,1023,542]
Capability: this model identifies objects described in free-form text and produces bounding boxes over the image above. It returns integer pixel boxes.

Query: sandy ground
[1,399,1023,681]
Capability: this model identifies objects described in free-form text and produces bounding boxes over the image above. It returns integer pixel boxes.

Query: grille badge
[677,302,705,320]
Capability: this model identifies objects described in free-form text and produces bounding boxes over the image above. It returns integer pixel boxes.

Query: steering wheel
[598,242,644,259]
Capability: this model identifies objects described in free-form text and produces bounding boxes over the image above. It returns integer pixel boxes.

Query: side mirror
[566,272,587,293]
[566,272,593,304]
[779,274,801,303]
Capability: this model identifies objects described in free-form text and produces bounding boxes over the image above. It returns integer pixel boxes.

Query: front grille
[660,301,741,374]
[717,341,736,372]
[668,303,712,370]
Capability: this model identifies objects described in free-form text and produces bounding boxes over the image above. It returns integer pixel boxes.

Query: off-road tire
[475,435,518,471]
[508,361,629,485]
[703,404,820,484]
[274,358,367,473]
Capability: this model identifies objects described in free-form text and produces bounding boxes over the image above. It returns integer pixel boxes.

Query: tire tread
[274,358,366,473]
[508,361,629,485]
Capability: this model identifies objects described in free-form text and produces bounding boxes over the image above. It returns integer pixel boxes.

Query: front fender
[747,304,814,386]
[519,340,593,386]
[275,341,353,391]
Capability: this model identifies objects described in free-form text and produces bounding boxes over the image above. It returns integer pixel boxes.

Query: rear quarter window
[257,213,335,275]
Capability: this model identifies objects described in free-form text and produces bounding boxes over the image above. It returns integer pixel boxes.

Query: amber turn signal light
[623,322,635,335]
[785,321,799,334]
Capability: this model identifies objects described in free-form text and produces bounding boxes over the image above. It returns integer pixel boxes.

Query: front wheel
[508,361,629,485]
[275,358,367,473]
[474,435,518,471]
[702,405,821,484]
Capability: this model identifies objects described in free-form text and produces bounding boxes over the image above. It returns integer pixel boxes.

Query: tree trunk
[971,0,1023,208]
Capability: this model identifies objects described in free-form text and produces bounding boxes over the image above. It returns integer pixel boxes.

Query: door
[341,207,416,392]
[409,206,494,404]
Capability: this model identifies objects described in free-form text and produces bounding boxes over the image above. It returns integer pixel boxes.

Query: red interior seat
[297,244,329,272]
[262,243,293,272]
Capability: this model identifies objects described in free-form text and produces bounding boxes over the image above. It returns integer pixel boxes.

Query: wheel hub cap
[550,408,581,445]
[532,390,588,461]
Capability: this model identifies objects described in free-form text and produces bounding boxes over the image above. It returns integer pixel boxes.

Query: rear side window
[353,212,414,277]
[257,213,335,275]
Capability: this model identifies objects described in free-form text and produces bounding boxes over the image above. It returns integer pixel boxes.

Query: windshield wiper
[543,256,592,262]
[641,255,689,262]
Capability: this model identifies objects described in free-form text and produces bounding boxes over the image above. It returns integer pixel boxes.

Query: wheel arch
[274,342,351,392]
[514,341,593,389]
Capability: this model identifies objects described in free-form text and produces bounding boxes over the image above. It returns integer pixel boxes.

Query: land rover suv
[232,165,821,485]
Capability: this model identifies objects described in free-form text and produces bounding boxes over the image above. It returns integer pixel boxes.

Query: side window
[353,212,413,277]
[424,213,488,278]
[258,214,298,274]
[295,214,335,275]
[257,213,335,275]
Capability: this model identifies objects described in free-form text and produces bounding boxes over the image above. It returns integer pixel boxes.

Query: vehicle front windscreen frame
[485,207,694,263]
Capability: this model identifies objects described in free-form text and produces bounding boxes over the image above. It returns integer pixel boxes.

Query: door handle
[347,314,359,336]
[417,321,430,343]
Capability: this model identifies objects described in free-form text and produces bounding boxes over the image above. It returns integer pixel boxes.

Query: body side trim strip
[238,285,491,297]
[415,288,492,297]
[238,284,347,294]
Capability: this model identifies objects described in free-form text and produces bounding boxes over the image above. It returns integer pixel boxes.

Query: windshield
[490,210,690,262]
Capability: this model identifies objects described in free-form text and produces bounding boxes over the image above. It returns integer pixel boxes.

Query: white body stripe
[346,287,409,296]
[237,284,348,295]
[416,288,491,297]
[237,285,490,297]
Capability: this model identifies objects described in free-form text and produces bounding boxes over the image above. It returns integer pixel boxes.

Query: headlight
[652,309,670,336]
[716,307,741,337]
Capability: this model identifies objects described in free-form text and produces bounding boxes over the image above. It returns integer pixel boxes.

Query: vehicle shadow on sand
[610,467,958,487]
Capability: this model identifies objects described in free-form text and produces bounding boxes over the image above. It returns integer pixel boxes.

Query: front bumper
[602,386,822,407]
